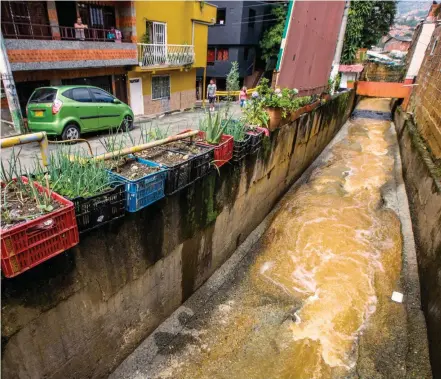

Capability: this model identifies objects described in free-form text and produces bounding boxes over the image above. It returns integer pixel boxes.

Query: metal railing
[1,21,131,42]
[137,44,195,67]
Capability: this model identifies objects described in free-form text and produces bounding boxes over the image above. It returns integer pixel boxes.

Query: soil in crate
[163,141,209,156]
[109,157,161,181]
[1,183,62,230]
[138,147,191,166]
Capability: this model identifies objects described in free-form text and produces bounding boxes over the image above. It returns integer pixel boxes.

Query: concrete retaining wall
[1,91,355,379]
[394,105,441,378]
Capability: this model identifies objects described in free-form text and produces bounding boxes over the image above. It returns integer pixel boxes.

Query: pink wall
[277,1,345,95]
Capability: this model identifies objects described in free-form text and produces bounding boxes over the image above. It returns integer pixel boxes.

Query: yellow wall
[129,69,196,95]
[134,1,216,67]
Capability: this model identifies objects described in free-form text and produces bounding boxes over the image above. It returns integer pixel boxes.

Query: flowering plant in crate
[222,119,252,163]
[1,149,78,278]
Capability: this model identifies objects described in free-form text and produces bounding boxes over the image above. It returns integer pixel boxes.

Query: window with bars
[152,76,170,100]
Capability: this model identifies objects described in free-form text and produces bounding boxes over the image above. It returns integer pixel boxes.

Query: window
[152,76,170,100]
[248,9,256,28]
[70,88,93,103]
[216,8,226,25]
[91,88,114,103]
[207,48,215,63]
[28,88,57,104]
[216,48,229,61]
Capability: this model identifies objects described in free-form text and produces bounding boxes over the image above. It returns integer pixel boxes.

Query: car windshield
[29,88,57,104]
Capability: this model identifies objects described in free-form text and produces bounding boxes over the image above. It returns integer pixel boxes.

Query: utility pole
[330,0,350,91]
[0,31,25,134]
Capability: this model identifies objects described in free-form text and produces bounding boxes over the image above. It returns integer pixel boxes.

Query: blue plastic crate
[107,157,167,213]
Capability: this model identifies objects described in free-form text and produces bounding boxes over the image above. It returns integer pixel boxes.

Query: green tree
[342,0,397,64]
[260,5,287,62]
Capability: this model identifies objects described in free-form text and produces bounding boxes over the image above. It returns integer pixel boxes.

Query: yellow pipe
[1,132,49,166]
[90,130,199,162]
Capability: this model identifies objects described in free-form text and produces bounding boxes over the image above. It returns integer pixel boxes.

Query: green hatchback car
[27,85,134,140]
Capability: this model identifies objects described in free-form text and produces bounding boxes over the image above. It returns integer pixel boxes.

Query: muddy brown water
[150,100,404,379]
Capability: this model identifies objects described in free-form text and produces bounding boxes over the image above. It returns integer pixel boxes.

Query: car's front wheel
[120,115,134,131]
[62,124,80,141]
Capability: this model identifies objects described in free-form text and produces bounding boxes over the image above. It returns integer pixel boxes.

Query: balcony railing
[137,44,195,68]
[1,21,131,42]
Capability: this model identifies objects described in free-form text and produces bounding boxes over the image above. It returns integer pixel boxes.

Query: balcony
[1,22,131,43]
[137,44,195,69]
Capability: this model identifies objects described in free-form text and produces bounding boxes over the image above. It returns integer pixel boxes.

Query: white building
[338,64,364,89]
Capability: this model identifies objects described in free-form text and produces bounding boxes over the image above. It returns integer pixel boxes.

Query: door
[152,22,167,65]
[68,87,99,131]
[89,87,122,129]
[129,78,144,115]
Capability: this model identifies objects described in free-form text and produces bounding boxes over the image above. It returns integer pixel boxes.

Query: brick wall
[361,62,404,83]
[410,25,441,159]
[8,48,136,63]
[13,67,126,82]
[143,88,195,115]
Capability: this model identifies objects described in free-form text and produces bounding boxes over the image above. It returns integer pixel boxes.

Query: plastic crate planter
[196,131,234,168]
[108,158,167,213]
[232,133,252,163]
[246,128,265,154]
[70,184,125,233]
[1,177,79,278]
[137,148,196,195]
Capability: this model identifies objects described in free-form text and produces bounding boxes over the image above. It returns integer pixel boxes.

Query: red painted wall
[277,1,345,95]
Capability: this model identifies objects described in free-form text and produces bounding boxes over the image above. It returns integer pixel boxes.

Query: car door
[90,87,122,130]
[69,87,100,132]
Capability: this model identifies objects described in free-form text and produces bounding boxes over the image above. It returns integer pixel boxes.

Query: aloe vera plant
[199,111,230,144]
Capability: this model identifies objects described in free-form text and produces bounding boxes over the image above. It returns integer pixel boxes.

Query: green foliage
[241,97,270,127]
[199,111,230,144]
[226,61,240,109]
[259,4,287,62]
[33,149,111,199]
[223,119,248,141]
[342,0,397,64]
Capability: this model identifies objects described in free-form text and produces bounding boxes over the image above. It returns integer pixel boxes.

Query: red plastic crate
[196,131,234,168]
[1,177,79,278]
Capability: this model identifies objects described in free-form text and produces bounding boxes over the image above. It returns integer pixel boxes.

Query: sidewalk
[0,103,242,172]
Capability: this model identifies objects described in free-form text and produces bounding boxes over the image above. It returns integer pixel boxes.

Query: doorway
[129,78,144,115]
[55,1,77,27]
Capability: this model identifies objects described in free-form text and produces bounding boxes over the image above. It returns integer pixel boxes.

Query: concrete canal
[111,98,432,379]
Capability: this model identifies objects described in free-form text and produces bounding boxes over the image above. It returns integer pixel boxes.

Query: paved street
[1,103,242,172]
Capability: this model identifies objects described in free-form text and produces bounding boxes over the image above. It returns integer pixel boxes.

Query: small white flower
[274,88,281,94]
[252,91,259,98]
[277,93,283,98]
[293,88,299,95]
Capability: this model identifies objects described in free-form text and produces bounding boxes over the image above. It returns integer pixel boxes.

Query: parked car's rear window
[29,88,57,104]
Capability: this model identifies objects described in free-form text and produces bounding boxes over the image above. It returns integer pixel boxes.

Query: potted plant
[1,150,79,278]
[33,149,125,233]
[197,111,234,168]
[290,95,312,121]
[223,118,251,163]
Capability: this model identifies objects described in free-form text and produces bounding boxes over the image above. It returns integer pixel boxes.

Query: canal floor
[110,99,432,379]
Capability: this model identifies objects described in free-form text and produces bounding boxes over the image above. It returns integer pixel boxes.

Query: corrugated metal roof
[339,64,364,73]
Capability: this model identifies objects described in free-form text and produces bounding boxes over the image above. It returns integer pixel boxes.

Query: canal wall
[1,91,356,379]
[394,105,441,377]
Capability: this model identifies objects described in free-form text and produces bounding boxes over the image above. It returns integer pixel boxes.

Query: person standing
[74,17,88,40]
[239,86,247,108]
[207,79,217,112]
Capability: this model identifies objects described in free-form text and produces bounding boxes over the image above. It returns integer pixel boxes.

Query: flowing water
[154,99,403,379]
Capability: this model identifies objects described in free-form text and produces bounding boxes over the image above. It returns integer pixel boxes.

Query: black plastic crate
[71,184,126,233]
[247,129,264,154]
[232,134,252,163]
[164,156,194,195]
[162,141,214,183]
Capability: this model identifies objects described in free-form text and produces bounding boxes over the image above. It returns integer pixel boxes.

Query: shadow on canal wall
[393,104,441,378]
[1,91,356,379]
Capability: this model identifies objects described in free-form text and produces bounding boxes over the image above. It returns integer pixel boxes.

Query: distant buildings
[204,1,274,90]
[382,34,412,52]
